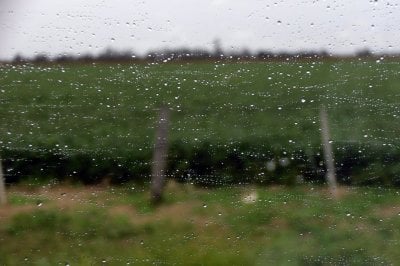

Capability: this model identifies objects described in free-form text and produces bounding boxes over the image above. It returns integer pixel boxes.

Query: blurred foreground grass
[1,182,400,265]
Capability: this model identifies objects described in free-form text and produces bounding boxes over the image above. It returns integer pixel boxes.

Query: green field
[1,60,400,185]
[1,183,400,265]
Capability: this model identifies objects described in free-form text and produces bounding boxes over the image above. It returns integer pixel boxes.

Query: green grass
[2,60,399,151]
[1,60,400,185]
[1,184,400,265]
[8,194,49,206]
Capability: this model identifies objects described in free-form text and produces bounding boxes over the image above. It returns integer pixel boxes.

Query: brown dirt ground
[0,184,206,226]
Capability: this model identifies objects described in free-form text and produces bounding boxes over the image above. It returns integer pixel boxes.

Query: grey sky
[0,0,399,60]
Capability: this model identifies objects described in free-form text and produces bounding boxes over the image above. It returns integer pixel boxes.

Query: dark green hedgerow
[2,141,400,187]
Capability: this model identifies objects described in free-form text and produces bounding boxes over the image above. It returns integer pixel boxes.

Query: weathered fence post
[150,106,170,204]
[320,106,338,196]
[0,156,7,205]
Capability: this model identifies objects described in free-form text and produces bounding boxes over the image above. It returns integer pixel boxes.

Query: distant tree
[97,47,116,61]
[319,50,330,58]
[356,49,372,57]
[55,53,75,62]
[256,50,273,60]
[78,53,95,62]
[213,38,223,57]
[13,53,25,63]
[33,53,49,63]
[96,47,135,61]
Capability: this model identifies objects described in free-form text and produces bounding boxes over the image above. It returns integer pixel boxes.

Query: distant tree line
[7,47,396,64]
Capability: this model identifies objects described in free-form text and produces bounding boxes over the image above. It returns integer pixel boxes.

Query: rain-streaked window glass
[0,0,399,265]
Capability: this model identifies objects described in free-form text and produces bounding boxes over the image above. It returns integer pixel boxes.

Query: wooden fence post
[150,106,170,204]
[0,156,7,205]
[320,106,338,196]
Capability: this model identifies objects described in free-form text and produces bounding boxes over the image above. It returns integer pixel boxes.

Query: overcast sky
[0,0,399,60]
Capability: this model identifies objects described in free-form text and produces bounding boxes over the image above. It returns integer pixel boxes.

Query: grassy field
[0,183,400,265]
[1,60,400,185]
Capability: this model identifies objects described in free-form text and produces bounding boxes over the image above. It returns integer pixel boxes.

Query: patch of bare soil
[1,184,206,227]
[374,205,400,218]
[38,186,109,209]
[269,218,289,230]
[309,186,353,200]
[0,185,110,221]
[109,201,201,225]
[0,205,37,222]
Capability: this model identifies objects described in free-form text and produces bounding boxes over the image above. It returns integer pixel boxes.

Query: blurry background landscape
[1,0,400,265]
